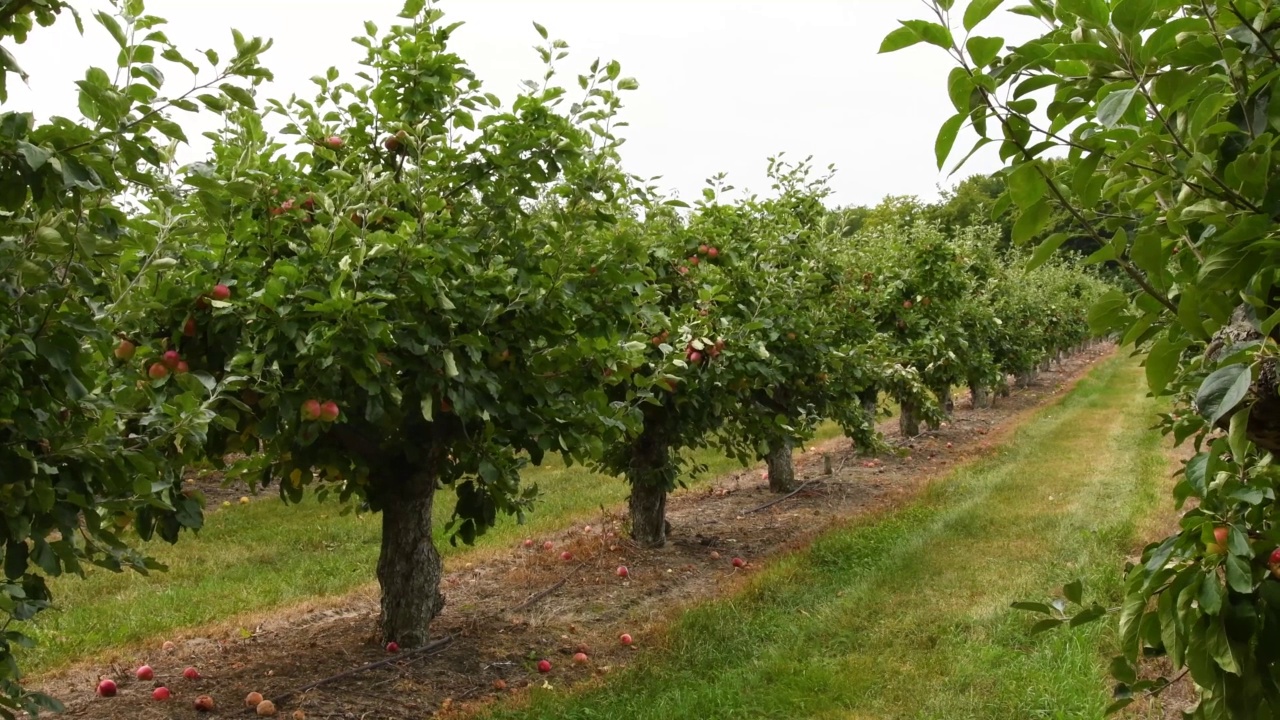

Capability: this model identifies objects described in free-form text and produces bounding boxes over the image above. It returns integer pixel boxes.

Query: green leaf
[963,0,1005,31]
[1144,336,1187,393]
[899,20,952,50]
[1111,0,1157,36]
[935,113,966,170]
[1012,198,1051,245]
[966,36,1004,67]
[1008,163,1048,209]
[443,350,459,379]
[879,25,924,54]
[948,67,973,113]
[533,21,548,40]
[1026,232,1068,271]
[94,11,127,48]
[1097,87,1137,128]
[1194,364,1250,426]
[1225,553,1253,594]
[1063,579,1083,604]
[1011,601,1054,614]
[1207,616,1240,673]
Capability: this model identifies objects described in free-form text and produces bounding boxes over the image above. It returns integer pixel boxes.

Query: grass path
[24,424,848,675]
[479,357,1166,720]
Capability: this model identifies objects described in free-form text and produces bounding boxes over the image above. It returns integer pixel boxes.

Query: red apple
[136,664,154,681]
[616,565,629,578]
[689,256,700,266]
[183,317,197,337]
[946,442,953,449]
[707,246,719,258]
[523,538,534,548]
[1270,548,1280,566]
[183,666,200,680]
[114,339,136,360]
[560,551,574,561]
[677,266,689,276]
[148,362,170,380]
[573,652,589,665]
[211,284,231,301]
[257,699,278,716]
[386,641,400,653]
[537,659,552,673]
[323,136,343,149]
[96,679,117,697]
[903,300,914,309]
[152,687,171,701]
[1206,526,1229,555]
[301,399,322,421]
[300,196,315,211]
[162,350,181,369]
[162,640,176,652]
[194,694,215,712]
[543,541,554,551]
[619,633,633,646]
[176,361,190,374]
[1215,526,1229,545]
[732,557,746,568]
[319,400,340,423]
[688,350,703,364]
[697,244,709,255]
[246,691,265,707]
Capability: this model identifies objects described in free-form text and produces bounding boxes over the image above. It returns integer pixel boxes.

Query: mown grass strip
[481,357,1165,720]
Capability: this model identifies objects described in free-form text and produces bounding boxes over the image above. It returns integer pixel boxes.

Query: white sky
[10,1,1039,206]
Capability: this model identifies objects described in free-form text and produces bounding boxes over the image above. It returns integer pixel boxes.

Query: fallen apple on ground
[96,679,117,697]
[136,664,154,680]
[194,694,215,712]
[537,659,552,673]
[152,687,171,701]
[619,633,633,646]
[573,652,589,665]
[246,691,264,707]
[183,666,200,680]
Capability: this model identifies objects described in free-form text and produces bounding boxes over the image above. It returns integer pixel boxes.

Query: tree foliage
[886,0,1280,716]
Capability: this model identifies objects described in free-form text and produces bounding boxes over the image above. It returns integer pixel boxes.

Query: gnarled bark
[377,472,445,647]
[899,399,921,437]
[970,383,991,409]
[627,428,671,548]
[765,437,796,493]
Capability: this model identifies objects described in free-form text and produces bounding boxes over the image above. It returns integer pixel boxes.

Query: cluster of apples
[300,399,341,423]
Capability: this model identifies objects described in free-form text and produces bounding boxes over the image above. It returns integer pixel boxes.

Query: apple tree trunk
[899,400,921,437]
[969,383,991,409]
[765,437,796,493]
[627,429,671,548]
[376,472,445,647]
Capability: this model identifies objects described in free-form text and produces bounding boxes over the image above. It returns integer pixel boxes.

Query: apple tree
[118,4,665,646]
[0,1,271,714]
[886,0,1280,716]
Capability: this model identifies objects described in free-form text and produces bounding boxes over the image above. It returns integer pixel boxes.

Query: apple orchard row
[0,1,1106,715]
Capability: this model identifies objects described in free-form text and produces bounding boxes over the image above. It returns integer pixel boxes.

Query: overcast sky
[10,1,1039,206]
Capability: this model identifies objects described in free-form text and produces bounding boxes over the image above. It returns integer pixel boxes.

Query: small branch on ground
[269,634,454,706]
[744,480,817,515]
[509,578,566,612]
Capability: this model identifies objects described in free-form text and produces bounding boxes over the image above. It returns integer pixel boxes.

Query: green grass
[22,423,844,676]
[480,357,1166,720]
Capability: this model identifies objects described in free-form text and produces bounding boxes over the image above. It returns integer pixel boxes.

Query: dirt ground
[36,345,1115,720]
